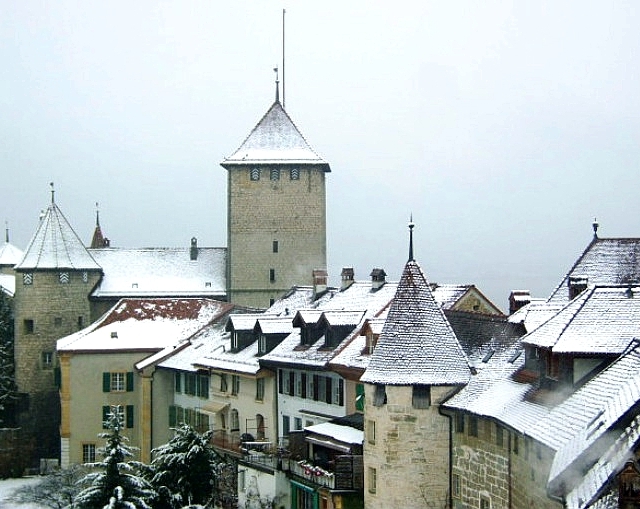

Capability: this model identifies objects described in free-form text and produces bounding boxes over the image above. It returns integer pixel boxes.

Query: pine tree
[0,290,16,425]
[145,424,226,508]
[75,406,156,509]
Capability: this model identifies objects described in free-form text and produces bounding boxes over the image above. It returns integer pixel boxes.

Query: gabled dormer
[360,318,385,355]
[225,314,262,352]
[254,316,294,355]
[292,310,324,347]
[318,311,365,349]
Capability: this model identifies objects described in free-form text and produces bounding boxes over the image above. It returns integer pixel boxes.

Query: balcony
[285,455,363,491]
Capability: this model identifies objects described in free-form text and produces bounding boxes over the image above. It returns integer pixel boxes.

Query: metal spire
[50,182,55,203]
[274,66,280,103]
[96,202,101,227]
[592,217,599,239]
[408,215,415,262]
[4,221,8,243]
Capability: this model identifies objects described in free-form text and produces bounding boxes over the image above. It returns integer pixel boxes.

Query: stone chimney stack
[190,237,199,261]
[341,267,355,291]
[370,268,387,291]
[313,269,328,298]
[508,290,531,315]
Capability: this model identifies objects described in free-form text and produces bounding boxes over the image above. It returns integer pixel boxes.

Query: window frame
[256,377,265,401]
[82,443,96,463]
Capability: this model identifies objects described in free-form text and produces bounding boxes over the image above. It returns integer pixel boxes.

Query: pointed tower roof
[16,197,101,271]
[361,259,471,386]
[0,225,23,267]
[90,204,110,249]
[221,100,330,170]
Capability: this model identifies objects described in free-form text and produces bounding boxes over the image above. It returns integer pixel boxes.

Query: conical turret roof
[0,241,23,268]
[16,201,101,271]
[361,259,471,386]
[222,100,330,170]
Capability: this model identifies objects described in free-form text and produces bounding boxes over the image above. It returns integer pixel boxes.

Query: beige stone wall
[451,415,561,509]
[226,166,327,308]
[14,269,101,395]
[363,384,457,509]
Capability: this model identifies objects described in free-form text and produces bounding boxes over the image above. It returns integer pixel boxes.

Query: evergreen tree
[76,406,156,509]
[0,290,16,425]
[145,424,225,508]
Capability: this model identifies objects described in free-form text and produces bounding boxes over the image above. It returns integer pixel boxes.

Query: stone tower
[13,190,103,462]
[361,231,471,509]
[221,86,330,308]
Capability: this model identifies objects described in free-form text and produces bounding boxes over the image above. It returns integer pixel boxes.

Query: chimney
[190,237,198,261]
[508,290,531,315]
[370,268,386,290]
[340,267,355,291]
[313,269,328,298]
[568,276,588,300]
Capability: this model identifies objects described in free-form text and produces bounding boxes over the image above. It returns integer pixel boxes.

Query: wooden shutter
[278,369,283,394]
[301,373,307,399]
[289,371,295,396]
[338,379,344,406]
[126,372,134,392]
[126,405,134,428]
[169,405,177,427]
[102,373,111,392]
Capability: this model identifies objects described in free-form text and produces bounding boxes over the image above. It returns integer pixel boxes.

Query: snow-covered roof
[431,284,471,309]
[548,237,640,304]
[89,247,226,298]
[0,274,15,297]
[521,285,640,354]
[226,314,268,332]
[57,298,229,353]
[305,422,364,445]
[0,241,23,267]
[16,201,101,270]
[222,100,330,169]
[361,260,471,386]
[508,300,563,333]
[255,317,295,335]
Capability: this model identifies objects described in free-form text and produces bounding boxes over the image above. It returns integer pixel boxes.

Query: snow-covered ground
[0,477,47,509]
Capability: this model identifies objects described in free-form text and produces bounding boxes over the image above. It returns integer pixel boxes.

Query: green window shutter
[356,383,365,412]
[126,405,134,428]
[126,372,134,392]
[102,406,110,429]
[169,405,177,427]
[103,373,111,392]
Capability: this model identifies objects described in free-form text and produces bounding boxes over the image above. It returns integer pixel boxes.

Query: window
[294,417,302,430]
[270,167,280,181]
[333,378,344,406]
[238,470,245,492]
[256,378,265,401]
[230,409,240,431]
[77,316,84,329]
[231,375,240,395]
[24,319,34,334]
[23,273,33,285]
[469,416,478,437]
[373,384,386,407]
[103,372,133,393]
[452,474,461,498]
[258,334,266,354]
[412,385,431,409]
[368,467,377,494]
[175,373,182,393]
[480,496,491,509]
[455,413,464,433]
[184,373,197,395]
[318,376,327,402]
[82,444,96,463]
[367,419,376,444]
[295,373,302,397]
[220,374,228,392]
[41,351,53,369]
[496,424,504,447]
[513,434,519,455]
[283,415,290,436]
[250,167,260,181]
[102,405,134,429]
[256,414,265,440]
[269,268,275,282]
[290,168,300,180]
[59,272,70,284]
[272,240,279,253]
[111,372,126,392]
[54,317,62,327]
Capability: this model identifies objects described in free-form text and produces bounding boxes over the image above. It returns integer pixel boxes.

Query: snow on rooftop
[222,101,329,168]
[89,247,226,298]
[305,422,363,445]
[0,274,15,297]
[0,241,23,266]
[507,300,563,332]
[57,298,229,353]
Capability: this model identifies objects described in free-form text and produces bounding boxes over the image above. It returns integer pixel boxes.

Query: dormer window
[258,334,266,355]
[250,167,261,181]
[568,276,588,300]
[365,331,377,354]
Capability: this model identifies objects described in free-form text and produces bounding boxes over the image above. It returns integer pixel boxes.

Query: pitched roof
[57,298,229,353]
[522,285,640,355]
[221,101,330,169]
[361,260,471,385]
[0,241,23,267]
[88,247,226,298]
[548,237,640,304]
[16,201,101,270]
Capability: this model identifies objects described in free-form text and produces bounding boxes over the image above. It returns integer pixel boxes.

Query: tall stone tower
[361,232,471,509]
[14,190,102,462]
[221,86,330,308]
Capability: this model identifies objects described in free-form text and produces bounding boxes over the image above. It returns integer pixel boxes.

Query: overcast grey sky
[2,1,640,311]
